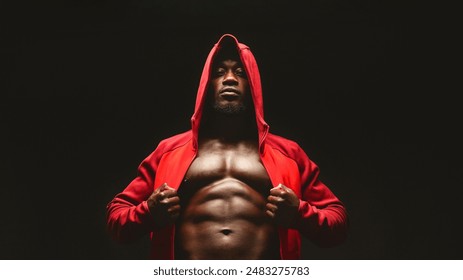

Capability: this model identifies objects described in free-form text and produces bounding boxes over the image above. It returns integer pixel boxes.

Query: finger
[267,195,284,204]
[266,202,278,212]
[279,184,297,197]
[155,185,177,200]
[269,187,286,197]
[156,191,166,201]
[163,196,180,206]
[157,183,169,191]
[154,185,167,200]
[168,204,181,215]
[271,183,285,190]
[265,209,275,218]
[159,188,178,198]
[162,184,176,192]
[166,196,180,206]
[157,183,175,192]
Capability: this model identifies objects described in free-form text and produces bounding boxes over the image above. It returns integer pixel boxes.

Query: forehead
[213,44,242,66]
[214,59,242,69]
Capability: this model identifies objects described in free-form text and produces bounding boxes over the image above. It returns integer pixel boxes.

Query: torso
[175,138,280,259]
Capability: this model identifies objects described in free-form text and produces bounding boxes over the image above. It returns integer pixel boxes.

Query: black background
[2,1,461,259]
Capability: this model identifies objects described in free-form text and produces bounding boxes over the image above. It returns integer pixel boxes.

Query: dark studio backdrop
[1,1,461,259]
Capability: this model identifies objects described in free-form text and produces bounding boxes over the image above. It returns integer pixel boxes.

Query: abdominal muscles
[175,178,280,259]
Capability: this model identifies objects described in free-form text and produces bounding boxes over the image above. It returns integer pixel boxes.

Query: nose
[222,70,238,85]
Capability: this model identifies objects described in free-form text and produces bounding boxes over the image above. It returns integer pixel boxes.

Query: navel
[220,229,233,236]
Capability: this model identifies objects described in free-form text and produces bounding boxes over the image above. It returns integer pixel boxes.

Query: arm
[295,162,349,247]
[106,151,158,243]
[266,145,349,247]
[106,150,180,243]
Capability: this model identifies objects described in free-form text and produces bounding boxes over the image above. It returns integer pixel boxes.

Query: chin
[213,103,246,115]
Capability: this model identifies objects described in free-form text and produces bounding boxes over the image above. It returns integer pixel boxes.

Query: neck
[200,111,257,143]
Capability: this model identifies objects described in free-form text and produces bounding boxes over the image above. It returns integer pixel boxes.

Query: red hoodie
[106,34,349,259]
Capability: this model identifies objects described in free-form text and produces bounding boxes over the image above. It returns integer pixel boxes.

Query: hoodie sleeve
[293,146,349,247]
[106,150,160,243]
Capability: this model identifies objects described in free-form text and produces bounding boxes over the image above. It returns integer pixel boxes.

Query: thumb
[158,183,169,191]
[277,183,290,192]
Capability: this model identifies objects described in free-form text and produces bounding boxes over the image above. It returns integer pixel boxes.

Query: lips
[219,87,240,95]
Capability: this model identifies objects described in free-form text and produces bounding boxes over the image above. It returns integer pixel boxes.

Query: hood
[190,34,269,153]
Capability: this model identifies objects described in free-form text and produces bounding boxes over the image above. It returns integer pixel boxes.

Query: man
[106,34,349,259]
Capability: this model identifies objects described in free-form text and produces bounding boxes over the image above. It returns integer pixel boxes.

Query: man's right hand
[147,183,180,228]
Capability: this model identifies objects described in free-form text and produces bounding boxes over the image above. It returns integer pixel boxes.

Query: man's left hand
[266,183,300,228]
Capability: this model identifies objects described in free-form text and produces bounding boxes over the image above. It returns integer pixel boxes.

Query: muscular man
[106,34,348,259]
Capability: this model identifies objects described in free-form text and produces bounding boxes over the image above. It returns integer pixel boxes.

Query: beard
[212,102,247,115]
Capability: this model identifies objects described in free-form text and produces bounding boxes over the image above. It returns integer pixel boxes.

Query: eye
[235,68,247,78]
[214,68,226,77]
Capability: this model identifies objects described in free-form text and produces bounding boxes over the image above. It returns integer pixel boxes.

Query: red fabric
[106,34,349,259]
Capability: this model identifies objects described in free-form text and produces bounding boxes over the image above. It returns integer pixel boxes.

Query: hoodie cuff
[293,199,314,230]
[140,200,158,231]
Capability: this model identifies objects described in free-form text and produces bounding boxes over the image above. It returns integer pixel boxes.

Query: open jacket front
[106,34,349,259]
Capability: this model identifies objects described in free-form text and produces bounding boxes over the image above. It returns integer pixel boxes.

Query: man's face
[209,57,250,115]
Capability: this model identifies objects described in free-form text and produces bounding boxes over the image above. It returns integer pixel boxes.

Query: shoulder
[265,133,320,178]
[265,133,307,159]
[155,130,193,154]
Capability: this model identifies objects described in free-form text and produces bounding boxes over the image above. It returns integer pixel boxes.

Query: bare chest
[183,140,270,188]
[174,140,278,259]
